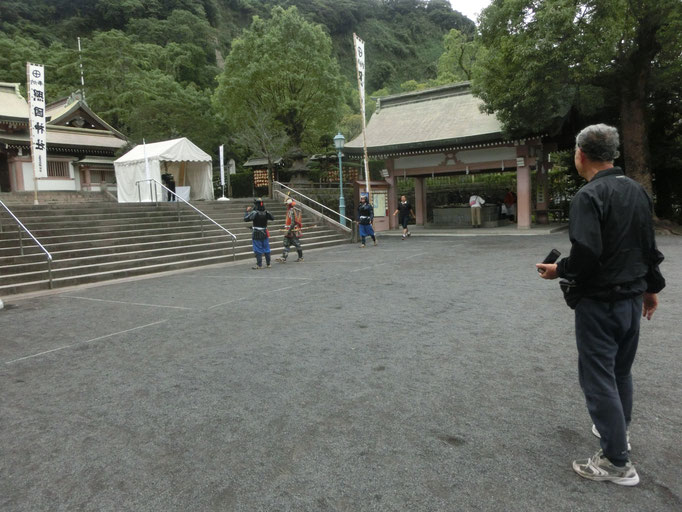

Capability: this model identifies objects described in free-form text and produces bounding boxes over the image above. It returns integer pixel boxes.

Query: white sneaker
[572,449,639,486]
[592,424,631,451]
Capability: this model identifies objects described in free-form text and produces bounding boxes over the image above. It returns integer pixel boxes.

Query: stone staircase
[0,199,350,296]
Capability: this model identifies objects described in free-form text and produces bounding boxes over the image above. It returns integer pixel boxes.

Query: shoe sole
[572,461,640,486]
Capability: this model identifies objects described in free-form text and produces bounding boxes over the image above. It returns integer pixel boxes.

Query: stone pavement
[1,232,680,511]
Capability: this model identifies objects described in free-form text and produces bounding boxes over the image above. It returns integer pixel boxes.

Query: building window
[47,160,70,178]
[90,168,116,183]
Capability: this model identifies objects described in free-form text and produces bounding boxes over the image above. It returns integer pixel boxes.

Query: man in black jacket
[536,124,665,486]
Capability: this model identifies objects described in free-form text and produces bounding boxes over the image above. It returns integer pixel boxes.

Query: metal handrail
[135,178,238,261]
[0,199,54,288]
[273,181,354,224]
[272,186,357,243]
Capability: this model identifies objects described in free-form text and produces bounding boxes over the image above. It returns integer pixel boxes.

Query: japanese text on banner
[353,34,365,116]
[27,63,48,179]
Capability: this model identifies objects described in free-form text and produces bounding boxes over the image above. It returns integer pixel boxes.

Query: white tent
[114,137,215,203]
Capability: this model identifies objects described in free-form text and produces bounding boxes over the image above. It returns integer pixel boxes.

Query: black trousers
[574,296,642,465]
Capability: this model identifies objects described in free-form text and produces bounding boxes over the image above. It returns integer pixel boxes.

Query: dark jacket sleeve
[644,195,665,294]
[556,190,602,282]
[645,247,666,293]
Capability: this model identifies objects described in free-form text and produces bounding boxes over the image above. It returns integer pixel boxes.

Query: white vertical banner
[219,145,225,187]
[353,33,371,198]
[26,63,48,179]
[353,33,366,118]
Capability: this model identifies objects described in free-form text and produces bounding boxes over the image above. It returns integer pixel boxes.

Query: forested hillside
[0,0,474,157]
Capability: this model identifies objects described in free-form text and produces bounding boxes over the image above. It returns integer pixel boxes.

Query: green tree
[473,0,682,201]
[0,34,45,88]
[437,29,479,82]
[214,6,344,152]
[42,30,222,153]
[231,105,290,198]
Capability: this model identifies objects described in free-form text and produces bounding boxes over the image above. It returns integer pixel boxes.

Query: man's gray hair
[575,124,620,162]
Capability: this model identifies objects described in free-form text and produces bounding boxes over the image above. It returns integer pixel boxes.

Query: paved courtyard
[1,232,680,511]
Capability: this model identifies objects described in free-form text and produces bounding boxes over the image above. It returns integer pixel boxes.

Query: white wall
[21,160,78,191]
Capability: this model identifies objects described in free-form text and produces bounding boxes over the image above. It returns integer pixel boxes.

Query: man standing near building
[469,193,485,227]
[536,124,665,486]
[276,198,304,263]
[244,198,274,269]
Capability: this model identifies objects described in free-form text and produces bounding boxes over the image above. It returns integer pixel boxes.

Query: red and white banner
[26,62,47,179]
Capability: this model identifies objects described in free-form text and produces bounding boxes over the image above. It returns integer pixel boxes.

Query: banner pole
[353,34,371,201]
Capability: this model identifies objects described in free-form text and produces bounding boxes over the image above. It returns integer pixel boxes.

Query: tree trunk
[266,162,273,199]
[618,6,661,203]
[619,77,652,199]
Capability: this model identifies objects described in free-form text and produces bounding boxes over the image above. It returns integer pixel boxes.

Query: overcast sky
[449,0,492,23]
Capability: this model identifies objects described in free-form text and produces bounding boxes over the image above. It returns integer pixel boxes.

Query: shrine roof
[345,82,504,156]
[0,83,30,122]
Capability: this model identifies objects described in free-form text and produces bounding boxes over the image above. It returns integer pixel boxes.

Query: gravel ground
[1,232,680,512]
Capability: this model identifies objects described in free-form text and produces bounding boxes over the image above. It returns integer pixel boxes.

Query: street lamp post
[333,132,346,226]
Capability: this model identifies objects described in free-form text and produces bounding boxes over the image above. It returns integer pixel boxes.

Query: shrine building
[0,83,127,195]
[345,82,554,230]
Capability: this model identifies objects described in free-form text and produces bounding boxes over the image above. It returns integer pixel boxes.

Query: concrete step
[0,232,345,277]
[0,200,350,296]
[0,226,337,262]
[0,238,346,296]
[0,221,330,253]
[0,219,252,243]
[0,208,289,237]
[0,199,277,215]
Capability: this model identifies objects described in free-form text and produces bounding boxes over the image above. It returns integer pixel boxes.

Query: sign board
[26,63,47,179]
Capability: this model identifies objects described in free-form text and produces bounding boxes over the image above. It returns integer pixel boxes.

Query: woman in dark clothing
[392,195,414,239]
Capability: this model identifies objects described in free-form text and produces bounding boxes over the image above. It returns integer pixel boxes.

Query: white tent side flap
[114,137,215,203]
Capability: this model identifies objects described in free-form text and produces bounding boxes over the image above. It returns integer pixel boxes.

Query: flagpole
[353,33,371,202]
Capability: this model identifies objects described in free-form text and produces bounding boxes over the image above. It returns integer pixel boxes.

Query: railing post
[232,237,236,261]
[47,257,53,289]
[176,198,180,221]
[200,217,204,237]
